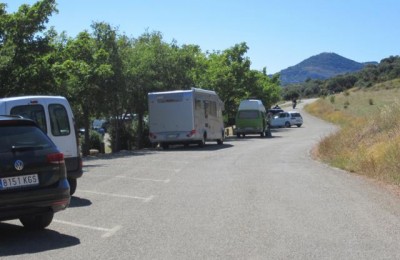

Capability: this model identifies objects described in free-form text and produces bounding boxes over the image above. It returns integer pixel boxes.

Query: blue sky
[3,0,400,73]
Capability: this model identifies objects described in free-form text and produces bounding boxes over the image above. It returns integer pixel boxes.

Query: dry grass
[305,81,400,186]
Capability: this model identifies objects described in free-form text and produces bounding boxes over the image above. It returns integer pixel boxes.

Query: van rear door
[6,99,76,158]
[3,97,81,177]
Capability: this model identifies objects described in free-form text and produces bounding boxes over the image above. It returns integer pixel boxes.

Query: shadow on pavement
[0,222,80,257]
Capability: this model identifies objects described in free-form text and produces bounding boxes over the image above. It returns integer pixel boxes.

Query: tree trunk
[82,107,90,156]
[136,111,144,149]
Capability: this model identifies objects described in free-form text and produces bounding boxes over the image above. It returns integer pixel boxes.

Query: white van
[148,88,225,149]
[0,96,82,195]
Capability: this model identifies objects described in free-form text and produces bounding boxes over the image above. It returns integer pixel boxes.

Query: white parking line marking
[78,190,154,202]
[54,219,122,238]
[116,176,170,183]
[102,225,122,238]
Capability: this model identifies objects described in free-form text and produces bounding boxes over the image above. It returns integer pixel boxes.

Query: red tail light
[149,132,157,139]
[47,153,65,164]
[187,129,196,137]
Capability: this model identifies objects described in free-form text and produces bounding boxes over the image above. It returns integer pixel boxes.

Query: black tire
[236,133,240,138]
[260,132,265,137]
[285,121,291,128]
[296,124,302,127]
[265,128,272,137]
[161,143,169,150]
[217,131,224,145]
[20,212,54,230]
[68,178,77,195]
[198,133,206,147]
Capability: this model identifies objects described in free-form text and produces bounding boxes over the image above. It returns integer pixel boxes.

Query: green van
[235,99,267,138]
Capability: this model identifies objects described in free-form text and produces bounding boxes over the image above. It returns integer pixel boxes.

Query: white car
[270,111,303,128]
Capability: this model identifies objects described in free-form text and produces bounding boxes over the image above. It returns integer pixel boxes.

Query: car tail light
[187,129,196,137]
[51,198,70,209]
[149,132,157,139]
[47,152,65,164]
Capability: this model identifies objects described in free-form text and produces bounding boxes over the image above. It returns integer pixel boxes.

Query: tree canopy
[0,1,281,153]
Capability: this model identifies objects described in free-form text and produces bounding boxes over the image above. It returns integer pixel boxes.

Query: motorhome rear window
[156,93,183,103]
[204,101,217,117]
[10,105,47,133]
[238,111,259,119]
[49,104,70,136]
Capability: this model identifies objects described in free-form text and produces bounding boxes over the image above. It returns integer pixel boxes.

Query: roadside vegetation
[305,80,400,185]
[2,0,400,168]
[0,0,281,155]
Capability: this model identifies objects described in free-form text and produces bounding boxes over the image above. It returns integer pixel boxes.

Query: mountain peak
[280,52,372,85]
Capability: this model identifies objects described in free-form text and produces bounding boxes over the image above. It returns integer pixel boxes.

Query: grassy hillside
[304,79,400,185]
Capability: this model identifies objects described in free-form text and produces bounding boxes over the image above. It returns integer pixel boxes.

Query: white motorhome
[0,96,82,195]
[148,88,225,149]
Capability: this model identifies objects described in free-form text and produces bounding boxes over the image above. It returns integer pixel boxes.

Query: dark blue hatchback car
[0,116,70,230]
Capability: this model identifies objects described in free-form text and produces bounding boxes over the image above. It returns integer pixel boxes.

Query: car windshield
[0,125,53,152]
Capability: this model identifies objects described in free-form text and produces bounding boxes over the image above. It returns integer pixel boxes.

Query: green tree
[199,42,281,121]
[90,22,127,152]
[0,0,58,96]
[122,31,199,148]
[122,31,168,149]
[55,31,113,155]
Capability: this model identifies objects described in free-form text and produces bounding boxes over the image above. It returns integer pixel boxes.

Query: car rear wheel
[285,121,291,128]
[296,124,302,127]
[217,131,224,145]
[68,178,77,195]
[20,212,54,230]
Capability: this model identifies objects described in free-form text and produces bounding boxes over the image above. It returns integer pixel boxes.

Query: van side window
[10,105,47,133]
[49,104,70,136]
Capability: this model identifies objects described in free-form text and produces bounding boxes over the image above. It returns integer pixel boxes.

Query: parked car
[267,108,284,116]
[92,119,108,135]
[270,111,303,128]
[0,115,70,229]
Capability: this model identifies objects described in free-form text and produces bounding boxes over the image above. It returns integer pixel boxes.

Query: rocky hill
[279,52,376,85]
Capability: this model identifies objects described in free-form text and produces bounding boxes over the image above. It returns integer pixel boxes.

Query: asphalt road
[2,100,400,259]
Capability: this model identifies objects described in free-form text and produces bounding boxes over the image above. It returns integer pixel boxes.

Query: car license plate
[167,134,178,139]
[0,174,39,190]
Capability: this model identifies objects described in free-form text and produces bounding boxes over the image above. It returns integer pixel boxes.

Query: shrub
[108,120,135,151]
[80,131,103,152]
